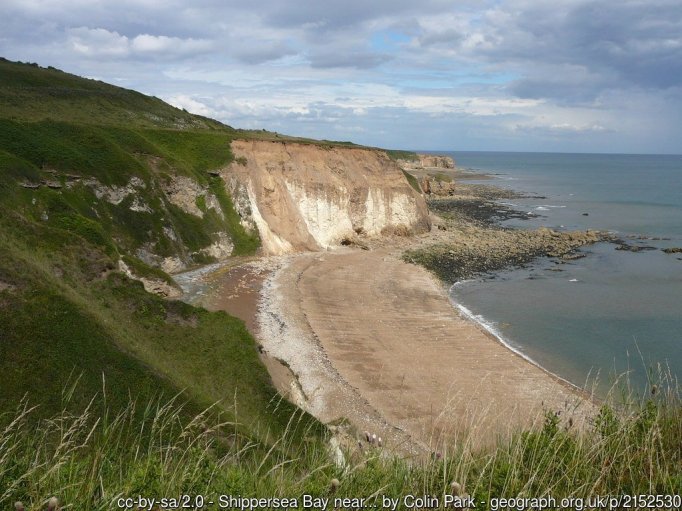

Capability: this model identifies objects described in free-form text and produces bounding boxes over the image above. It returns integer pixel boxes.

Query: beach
[187,174,604,453]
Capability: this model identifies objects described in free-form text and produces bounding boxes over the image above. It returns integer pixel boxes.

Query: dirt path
[259,248,595,451]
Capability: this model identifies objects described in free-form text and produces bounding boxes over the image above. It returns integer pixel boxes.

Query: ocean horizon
[438,151,682,394]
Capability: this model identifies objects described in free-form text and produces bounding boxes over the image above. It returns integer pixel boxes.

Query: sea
[438,151,682,395]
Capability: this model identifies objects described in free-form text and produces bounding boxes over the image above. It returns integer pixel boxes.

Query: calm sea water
[440,151,682,394]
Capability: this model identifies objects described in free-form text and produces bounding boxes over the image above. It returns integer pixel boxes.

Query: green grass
[401,170,422,193]
[0,118,260,258]
[120,255,175,286]
[208,177,261,256]
[1,376,679,510]
[434,171,453,183]
[0,60,298,459]
[386,149,419,161]
[0,208,313,444]
[0,58,226,130]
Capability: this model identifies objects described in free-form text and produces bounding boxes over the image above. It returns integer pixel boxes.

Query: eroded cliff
[222,140,431,255]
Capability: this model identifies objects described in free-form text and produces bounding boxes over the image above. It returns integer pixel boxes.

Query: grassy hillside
[0,58,225,129]
[0,60,314,450]
[0,119,259,261]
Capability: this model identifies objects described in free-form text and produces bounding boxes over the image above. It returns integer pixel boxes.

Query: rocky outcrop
[401,154,455,171]
[81,174,236,274]
[222,140,431,255]
[161,175,224,219]
[404,227,607,282]
[118,259,182,299]
[417,154,455,169]
[420,176,457,197]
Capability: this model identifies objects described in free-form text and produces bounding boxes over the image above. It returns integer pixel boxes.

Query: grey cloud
[508,66,617,105]
[308,51,392,69]
[417,28,463,48]
[231,45,297,65]
[260,0,445,31]
[466,1,682,98]
[559,1,682,89]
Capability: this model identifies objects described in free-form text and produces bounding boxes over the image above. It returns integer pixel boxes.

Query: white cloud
[165,94,214,117]
[68,27,129,57]
[131,34,211,55]
[66,27,210,59]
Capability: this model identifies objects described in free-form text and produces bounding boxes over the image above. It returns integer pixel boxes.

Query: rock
[560,252,585,261]
[44,180,62,189]
[616,243,657,252]
[417,154,455,169]
[662,247,682,254]
[0,281,17,292]
[421,176,432,194]
[118,259,182,299]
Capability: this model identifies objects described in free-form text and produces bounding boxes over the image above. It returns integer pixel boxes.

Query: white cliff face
[284,181,354,249]
[222,140,431,255]
[361,189,419,236]
[247,183,295,256]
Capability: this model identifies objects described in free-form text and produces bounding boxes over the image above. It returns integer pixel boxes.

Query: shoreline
[180,168,606,452]
[253,246,597,451]
[448,288,596,401]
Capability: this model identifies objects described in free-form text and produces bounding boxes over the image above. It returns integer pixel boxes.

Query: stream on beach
[443,151,682,395]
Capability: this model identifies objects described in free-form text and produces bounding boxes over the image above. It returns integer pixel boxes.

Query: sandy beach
[192,176,603,454]
[197,248,595,454]
[257,247,595,451]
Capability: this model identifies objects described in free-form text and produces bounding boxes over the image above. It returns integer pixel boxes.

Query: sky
[1,0,681,154]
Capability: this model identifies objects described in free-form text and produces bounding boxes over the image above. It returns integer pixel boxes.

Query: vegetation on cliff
[0,60,315,449]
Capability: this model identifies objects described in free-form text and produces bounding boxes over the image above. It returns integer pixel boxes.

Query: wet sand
[205,264,265,334]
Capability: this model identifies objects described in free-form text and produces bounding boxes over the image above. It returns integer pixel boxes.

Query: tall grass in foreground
[1,374,680,510]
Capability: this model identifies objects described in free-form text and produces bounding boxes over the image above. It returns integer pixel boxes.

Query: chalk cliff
[222,140,431,255]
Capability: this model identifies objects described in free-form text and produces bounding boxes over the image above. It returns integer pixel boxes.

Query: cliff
[223,140,431,255]
[418,154,455,169]
[400,153,455,171]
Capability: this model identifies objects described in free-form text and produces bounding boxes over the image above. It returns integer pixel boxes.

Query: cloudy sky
[1,0,681,153]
